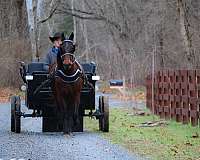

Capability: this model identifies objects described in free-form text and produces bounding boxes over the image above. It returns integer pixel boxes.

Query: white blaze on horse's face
[62,54,74,65]
[63,55,71,65]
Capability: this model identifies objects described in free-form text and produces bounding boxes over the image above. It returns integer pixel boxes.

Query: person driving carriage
[45,32,65,65]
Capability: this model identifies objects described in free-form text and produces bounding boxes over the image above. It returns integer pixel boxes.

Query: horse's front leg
[63,105,74,135]
[54,90,64,132]
[73,103,80,127]
[73,93,81,126]
[55,102,64,132]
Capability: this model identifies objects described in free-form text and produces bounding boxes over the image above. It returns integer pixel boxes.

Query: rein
[33,61,83,96]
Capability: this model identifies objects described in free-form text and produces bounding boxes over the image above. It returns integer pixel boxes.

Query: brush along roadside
[0,88,24,103]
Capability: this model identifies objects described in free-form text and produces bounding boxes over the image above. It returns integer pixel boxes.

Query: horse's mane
[56,50,63,70]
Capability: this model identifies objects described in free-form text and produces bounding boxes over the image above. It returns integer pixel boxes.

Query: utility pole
[152,45,156,115]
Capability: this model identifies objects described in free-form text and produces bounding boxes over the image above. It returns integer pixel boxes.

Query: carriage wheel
[98,96,103,131]
[102,96,109,132]
[15,96,21,133]
[99,96,109,132]
[11,96,16,132]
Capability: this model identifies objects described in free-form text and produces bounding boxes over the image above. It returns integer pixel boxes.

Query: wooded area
[0,0,30,86]
[1,0,200,87]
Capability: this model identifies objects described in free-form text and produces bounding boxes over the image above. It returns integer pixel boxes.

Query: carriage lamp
[25,75,33,81]
[21,85,27,91]
[92,75,100,81]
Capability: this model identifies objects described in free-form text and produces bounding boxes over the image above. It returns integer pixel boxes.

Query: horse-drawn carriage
[11,60,109,133]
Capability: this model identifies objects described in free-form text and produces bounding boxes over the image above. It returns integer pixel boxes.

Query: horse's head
[57,32,76,72]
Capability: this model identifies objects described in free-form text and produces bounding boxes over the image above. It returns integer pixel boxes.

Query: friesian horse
[52,32,84,134]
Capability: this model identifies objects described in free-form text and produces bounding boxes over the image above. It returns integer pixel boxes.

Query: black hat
[49,32,65,42]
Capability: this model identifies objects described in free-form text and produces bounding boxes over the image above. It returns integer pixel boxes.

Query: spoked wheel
[99,96,109,132]
[10,96,21,133]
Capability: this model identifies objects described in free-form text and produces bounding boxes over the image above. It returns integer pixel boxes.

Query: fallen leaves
[170,145,178,153]
[0,88,13,103]
[134,92,145,101]
[0,87,24,103]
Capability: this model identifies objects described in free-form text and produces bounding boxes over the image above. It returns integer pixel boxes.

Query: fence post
[157,71,165,118]
[174,70,182,122]
[180,70,189,124]
[188,70,198,126]
[196,70,200,126]
[163,70,170,119]
[146,75,152,110]
[169,70,175,120]
[156,71,161,116]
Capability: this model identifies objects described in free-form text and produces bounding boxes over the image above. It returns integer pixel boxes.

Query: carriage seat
[27,62,96,75]
[27,62,49,75]
[81,62,96,75]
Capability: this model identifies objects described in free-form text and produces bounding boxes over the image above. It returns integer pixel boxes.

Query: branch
[38,7,57,24]
[38,3,122,32]
[56,9,105,20]
[37,0,62,24]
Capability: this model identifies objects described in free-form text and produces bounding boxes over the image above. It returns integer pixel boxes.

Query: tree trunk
[177,0,195,68]
[71,0,76,43]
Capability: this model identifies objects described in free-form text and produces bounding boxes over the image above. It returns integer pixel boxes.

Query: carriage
[11,61,109,133]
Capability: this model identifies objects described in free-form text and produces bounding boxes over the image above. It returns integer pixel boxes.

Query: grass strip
[84,108,200,160]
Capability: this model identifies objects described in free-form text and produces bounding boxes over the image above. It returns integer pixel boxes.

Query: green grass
[84,108,200,160]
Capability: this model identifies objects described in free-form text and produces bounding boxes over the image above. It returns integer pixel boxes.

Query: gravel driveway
[0,102,144,160]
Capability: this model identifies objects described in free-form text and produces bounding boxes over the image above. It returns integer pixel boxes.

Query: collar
[55,69,83,83]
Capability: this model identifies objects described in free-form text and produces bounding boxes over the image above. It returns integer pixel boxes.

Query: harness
[33,60,85,95]
[55,68,83,83]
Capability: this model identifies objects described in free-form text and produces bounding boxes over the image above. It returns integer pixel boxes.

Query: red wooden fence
[146,70,200,126]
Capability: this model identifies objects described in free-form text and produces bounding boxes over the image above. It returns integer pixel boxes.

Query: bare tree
[25,0,200,81]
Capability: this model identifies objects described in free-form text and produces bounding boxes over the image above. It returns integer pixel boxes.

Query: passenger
[45,32,65,65]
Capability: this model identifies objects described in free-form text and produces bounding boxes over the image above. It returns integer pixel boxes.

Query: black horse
[52,32,84,134]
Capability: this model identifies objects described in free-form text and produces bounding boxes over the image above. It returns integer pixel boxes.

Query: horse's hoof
[63,133,71,138]
[69,132,75,137]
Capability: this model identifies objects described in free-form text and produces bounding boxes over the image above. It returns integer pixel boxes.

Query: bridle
[60,39,76,65]
[61,53,75,64]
